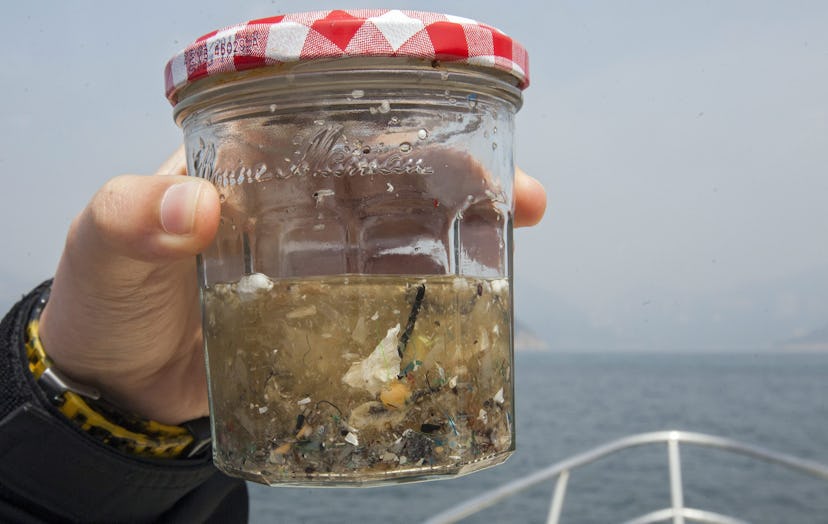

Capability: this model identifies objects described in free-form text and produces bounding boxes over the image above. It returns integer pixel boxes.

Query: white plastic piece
[342,324,402,394]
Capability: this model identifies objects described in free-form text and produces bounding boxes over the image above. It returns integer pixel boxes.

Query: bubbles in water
[440,71,449,80]
[351,89,365,99]
[492,142,498,150]
[377,100,391,114]
[362,146,371,154]
[493,126,498,134]
[269,104,277,113]
[417,129,428,140]
[467,94,478,109]
[448,97,457,105]
[399,142,412,153]
[388,116,400,126]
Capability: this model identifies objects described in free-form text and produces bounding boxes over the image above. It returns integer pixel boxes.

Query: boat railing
[424,430,828,524]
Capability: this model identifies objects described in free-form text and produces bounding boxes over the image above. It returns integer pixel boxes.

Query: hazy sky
[2,1,826,350]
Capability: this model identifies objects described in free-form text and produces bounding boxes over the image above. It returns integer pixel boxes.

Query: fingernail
[160,181,202,235]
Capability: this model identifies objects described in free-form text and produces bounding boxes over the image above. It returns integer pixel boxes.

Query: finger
[70,174,220,267]
[155,144,187,176]
[514,168,547,227]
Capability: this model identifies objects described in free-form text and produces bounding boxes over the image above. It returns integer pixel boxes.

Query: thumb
[70,174,220,266]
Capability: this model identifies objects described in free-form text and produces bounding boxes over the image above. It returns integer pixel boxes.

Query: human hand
[38,147,546,425]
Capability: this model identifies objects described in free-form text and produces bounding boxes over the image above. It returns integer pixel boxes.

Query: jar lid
[164,9,529,105]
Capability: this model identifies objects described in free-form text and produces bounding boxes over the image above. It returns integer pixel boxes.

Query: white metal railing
[424,430,828,524]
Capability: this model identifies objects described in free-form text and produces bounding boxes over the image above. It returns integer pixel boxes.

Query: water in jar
[202,273,513,485]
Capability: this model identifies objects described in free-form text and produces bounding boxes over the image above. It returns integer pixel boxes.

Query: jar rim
[171,59,524,126]
[164,9,529,106]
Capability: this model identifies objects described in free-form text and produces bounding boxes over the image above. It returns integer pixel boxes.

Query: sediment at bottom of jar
[214,448,514,487]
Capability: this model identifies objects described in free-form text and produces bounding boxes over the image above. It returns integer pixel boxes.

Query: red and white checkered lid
[164,9,529,105]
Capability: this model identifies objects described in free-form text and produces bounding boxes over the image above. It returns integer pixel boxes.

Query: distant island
[515,321,549,352]
[777,324,828,352]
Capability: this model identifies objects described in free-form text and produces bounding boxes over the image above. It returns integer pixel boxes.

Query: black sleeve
[0,282,248,524]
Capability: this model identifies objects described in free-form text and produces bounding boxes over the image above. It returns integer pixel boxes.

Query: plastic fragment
[420,423,442,433]
[286,305,317,319]
[342,324,401,394]
[272,442,291,454]
[380,381,411,409]
[296,424,313,439]
[237,273,273,301]
[344,432,359,446]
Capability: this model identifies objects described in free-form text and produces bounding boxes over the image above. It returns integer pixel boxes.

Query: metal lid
[164,9,529,105]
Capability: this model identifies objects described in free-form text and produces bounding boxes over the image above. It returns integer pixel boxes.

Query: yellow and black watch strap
[24,291,210,459]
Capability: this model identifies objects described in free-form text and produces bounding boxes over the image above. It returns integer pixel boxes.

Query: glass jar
[166,10,528,486]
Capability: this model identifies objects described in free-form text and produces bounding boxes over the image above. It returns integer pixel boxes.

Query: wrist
[38,291,208,425]
[40,254,209,425]
[27,286,210,458]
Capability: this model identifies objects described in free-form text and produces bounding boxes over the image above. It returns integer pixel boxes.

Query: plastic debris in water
[397,284,426,359]
[203,274,513,483]
[380,381,411,409]
[344,432,360,446]
[236,273,273,301]
[342,324,402,394]
[286,305,317,319]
